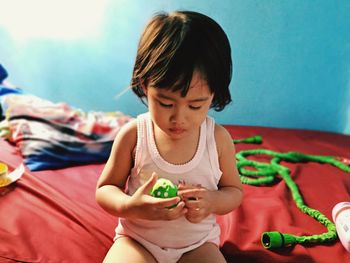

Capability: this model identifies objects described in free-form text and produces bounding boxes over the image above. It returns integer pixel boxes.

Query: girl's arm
[211,124,243,214]
[179,124,243,223]
[96,120,186,220]
[96,120,137,216]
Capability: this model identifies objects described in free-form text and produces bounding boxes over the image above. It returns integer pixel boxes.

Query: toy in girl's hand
[150,178,178,209]
[150,178,178,199]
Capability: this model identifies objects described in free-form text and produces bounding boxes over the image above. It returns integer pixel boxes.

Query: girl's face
[143,70,214,140]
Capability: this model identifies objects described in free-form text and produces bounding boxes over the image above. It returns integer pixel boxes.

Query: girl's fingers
[154,196,181,209]
[164,201,188,220]
[183,199,201,210]
[185,208,204,224]
[177,183,195,190]
[178,188,204,201]
[149,200,187,220]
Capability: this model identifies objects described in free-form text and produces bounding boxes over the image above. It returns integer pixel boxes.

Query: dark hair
[131,11,232,111]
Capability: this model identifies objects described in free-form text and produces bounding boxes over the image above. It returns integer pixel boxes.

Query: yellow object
[0,163,25,188]
[0,177,12,187]
[0,162,8,177]
[0,162,11,187]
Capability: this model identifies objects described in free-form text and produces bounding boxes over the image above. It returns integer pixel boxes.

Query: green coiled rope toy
[233,135,350,249]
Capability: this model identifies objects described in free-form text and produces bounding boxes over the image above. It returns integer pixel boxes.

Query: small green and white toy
[150,178,178,199]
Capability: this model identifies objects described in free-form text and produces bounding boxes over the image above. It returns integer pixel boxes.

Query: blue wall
[1,0,349,134]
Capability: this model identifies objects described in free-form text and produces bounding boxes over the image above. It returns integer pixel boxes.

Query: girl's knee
[179,242,226,263]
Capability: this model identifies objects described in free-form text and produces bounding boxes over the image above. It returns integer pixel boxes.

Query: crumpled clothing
[0,91,133,171]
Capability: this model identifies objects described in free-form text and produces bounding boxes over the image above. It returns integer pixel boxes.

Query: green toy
[233,136,350,249]
[151,178,178,208]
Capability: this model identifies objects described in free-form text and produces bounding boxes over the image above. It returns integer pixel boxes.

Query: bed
[1,89,350,262]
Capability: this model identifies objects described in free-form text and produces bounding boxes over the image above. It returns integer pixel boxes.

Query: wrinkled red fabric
[219,126,350,263]
[0,125,349,262]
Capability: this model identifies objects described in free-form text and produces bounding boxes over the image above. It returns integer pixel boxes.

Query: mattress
[1,125,349,262]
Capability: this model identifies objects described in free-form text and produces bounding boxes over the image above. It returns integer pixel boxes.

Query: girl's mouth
[169,128,185,134]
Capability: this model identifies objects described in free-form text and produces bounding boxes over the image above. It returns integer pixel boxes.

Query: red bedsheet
[0,125,349,262]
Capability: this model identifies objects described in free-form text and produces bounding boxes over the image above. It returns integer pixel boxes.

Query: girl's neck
[152,124,200,165]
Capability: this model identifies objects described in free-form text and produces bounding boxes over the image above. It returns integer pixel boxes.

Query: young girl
[96,11,243,263]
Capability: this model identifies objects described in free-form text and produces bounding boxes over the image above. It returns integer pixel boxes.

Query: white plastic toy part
[332,202,350,252]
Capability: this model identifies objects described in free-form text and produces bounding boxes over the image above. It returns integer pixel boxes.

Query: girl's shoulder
[113,118,138,150]
[119,118,137,135]
[214,123,231,141]
[105,119,138,172]
[213,123,235,157]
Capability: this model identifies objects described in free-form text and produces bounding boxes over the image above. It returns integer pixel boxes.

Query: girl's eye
[159,101,173,108]
[189,105,202,110]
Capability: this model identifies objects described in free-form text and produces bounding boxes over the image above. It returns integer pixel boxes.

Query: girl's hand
[178,184,215,224]
[126,173,187,220]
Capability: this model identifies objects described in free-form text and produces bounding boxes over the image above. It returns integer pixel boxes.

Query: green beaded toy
[150,178,178,208]
[233,135,350,249]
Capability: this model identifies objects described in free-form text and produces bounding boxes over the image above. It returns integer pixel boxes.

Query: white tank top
[116,112,222,248]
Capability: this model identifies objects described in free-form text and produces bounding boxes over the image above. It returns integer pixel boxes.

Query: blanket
[0,89,133,170]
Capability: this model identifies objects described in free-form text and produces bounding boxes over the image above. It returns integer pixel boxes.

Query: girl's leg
[103,236,157,263]
[178,242,226,263]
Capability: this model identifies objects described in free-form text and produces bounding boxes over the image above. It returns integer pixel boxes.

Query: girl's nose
[170,106,185,124]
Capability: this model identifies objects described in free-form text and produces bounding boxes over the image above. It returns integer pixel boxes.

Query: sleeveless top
[116,112,222,249]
